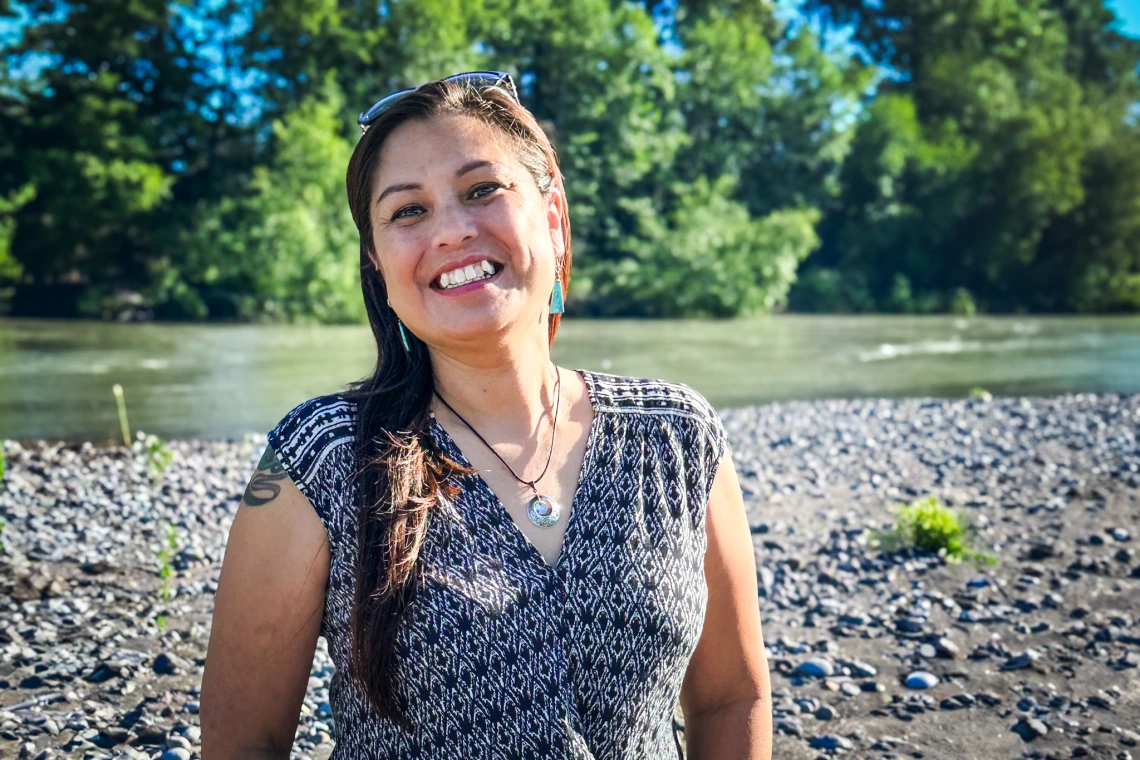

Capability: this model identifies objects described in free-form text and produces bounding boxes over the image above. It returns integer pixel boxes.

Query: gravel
[2,392,1139,759]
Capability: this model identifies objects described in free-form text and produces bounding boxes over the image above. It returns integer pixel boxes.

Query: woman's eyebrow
[375,160,501,206]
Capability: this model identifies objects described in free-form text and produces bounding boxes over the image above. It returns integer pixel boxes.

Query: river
[2,314,1138,441]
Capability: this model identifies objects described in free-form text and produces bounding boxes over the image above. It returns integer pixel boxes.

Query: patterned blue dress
[266,369,729,759]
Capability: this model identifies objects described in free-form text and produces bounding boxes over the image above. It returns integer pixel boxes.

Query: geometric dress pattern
[266,369,729,759]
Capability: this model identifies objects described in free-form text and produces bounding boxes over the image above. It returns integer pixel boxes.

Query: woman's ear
[546,188,566,255]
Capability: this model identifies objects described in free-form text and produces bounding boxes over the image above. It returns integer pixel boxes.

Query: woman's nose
[430,204,478,250]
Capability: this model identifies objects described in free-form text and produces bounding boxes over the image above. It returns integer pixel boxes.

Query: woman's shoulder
[581,368,726,455]
[265,393,358,511]
[582,368,720,422]
[268,392,357,454]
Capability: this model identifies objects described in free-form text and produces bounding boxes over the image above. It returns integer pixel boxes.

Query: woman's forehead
[376,115,518,182]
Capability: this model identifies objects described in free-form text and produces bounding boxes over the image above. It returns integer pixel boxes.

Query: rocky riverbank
[1,393,1138,759]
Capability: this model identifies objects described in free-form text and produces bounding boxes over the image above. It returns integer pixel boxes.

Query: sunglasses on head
[357,71,519,134]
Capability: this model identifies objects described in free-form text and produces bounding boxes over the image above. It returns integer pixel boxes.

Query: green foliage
[874,495,996,564]
[950,288,978,317]
[796,0,1140,313]
[154,521,180,631]
[0,183,35,285]
[2,0,1138,318]
[176,76,364,322]
[968,386,993,401]
[137,431,173,481]
[0,517,6,554]
[591,175,821,316]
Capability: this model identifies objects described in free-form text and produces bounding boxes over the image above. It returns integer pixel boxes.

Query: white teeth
[436,260,498,289]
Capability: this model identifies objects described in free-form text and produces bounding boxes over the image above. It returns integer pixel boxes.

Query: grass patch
[968,386,993,401]
[873,495,996,565]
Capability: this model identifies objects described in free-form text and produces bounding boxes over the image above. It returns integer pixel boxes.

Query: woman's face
[369,114,565,353]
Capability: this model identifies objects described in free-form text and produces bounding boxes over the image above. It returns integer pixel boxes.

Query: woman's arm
[680,447,772,759]
[200,444,331,759]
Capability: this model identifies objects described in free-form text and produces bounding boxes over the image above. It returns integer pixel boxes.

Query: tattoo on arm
[242,444,289,507]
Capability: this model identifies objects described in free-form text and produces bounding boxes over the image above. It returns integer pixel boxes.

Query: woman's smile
[429,262,505,297]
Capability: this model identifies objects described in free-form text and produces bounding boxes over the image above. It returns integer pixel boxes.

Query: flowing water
[2,315,1138,441]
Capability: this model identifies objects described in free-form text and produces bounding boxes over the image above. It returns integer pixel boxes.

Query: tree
[174,76,363,322]
[797,0,1140,312]
[0,0,257,316]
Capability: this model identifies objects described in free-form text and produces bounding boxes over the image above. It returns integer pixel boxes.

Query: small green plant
[873,495,995,565]
[968,386,993,401]
[154,522,180,631]
[112,384,131,446]
[0,444,5,480]
[0,517,5,554]
[139,431,173,480]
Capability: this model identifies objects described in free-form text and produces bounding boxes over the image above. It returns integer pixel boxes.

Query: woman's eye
[470,182,501,199]
[392,205,422,220]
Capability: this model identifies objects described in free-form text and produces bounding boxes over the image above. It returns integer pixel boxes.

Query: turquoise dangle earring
[549,245,566,315]
[387,296,411,352]
[550,277,564,314]
[398,320,411,352]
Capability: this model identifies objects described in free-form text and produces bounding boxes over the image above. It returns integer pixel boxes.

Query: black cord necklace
[432,366,563,528]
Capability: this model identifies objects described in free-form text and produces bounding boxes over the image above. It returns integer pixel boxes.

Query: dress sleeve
[264,394,356,523]
[677,383,730,530]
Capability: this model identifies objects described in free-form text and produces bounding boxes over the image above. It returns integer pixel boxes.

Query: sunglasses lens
[359,72,518,131]
[359,89,411,127]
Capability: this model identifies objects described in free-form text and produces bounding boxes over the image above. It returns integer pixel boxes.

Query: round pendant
[527,494,561,528]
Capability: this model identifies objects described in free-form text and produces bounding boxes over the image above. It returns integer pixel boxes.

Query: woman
[201,72,771,759]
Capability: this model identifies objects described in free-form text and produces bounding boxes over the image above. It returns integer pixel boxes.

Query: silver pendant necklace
[433,366,563,528]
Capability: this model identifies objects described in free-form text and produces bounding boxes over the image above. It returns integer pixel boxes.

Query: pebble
[934,637,961,659]
[1012,717,1049,741]
[775,717,805,738]
[810,734,854,751]
[897,617,926,634]
[797,657,835,678]
[905,671,940,689]
[1002,650,1041,671]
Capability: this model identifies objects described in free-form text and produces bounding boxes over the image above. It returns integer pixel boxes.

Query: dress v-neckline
[427,368,603,573]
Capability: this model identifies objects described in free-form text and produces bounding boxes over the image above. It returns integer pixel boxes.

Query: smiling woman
[200,74,771,760]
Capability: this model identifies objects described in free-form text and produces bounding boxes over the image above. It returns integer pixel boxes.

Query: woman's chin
[424,311,512,346]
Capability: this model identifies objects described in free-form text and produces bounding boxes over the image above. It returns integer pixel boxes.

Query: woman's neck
[428,344,560,441]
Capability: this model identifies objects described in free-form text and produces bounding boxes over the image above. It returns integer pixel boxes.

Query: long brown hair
[341,77,573,727]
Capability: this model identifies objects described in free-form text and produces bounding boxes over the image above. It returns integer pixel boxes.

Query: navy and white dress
[266,369,729,759]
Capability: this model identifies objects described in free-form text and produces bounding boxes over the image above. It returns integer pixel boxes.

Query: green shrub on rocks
[968,387,993,401]
[139,432,173,481]
[155,522,180,632]
[874,495,995,565]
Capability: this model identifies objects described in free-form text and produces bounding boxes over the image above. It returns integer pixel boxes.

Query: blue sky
[1109,0,1140,37]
